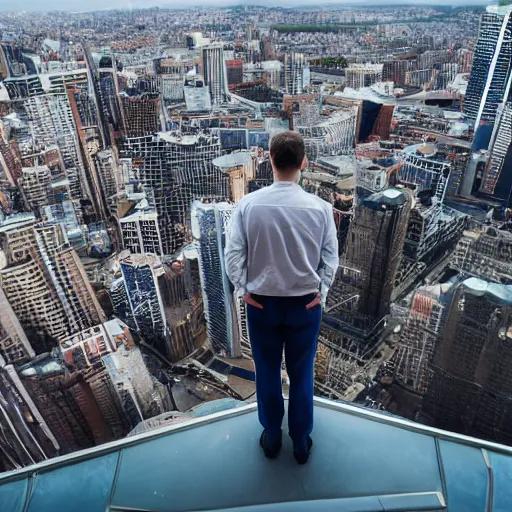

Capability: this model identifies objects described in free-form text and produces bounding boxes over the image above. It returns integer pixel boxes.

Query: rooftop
[2,397,512,512]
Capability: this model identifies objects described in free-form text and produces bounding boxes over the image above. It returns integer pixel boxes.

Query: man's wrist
[235,286,247,299]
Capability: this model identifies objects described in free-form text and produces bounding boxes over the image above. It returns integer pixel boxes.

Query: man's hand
[243,293,264,309]
[306,292,321,310]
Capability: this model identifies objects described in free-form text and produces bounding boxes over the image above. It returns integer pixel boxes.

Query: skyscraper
[398,143,451,202]
[4,70,104,219]
[96,54,125,140]
[0,357,60,469]
[464,5,512,130]
[0,287,35,365]
[18,166,51,214]
[119,210,163,256]
[120,132,227,255]
[226,60,243,86]
[451,226,512,285]
[342,188,412,320]
[0,219,106,350]
[95,149,121,214]
[480,100,512,203]
[393,284,453,396]
[191,202,241,357]
[157,250,207,363]
[424,278,512,444]
[201,45,229,106]
[118,252,166,350]
[18,354,96,454]
[284,53,310,95]
[0,119,22,186]
[120,93,161,138]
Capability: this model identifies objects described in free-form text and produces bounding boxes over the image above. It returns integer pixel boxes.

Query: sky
[0,0,494,12]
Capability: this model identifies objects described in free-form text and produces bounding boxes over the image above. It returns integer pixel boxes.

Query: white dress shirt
[224,181,339,306]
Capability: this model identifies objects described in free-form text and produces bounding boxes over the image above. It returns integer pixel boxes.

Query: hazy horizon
[0,0,494,14]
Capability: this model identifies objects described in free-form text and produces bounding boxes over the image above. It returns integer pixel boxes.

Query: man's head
[270,131,307,180]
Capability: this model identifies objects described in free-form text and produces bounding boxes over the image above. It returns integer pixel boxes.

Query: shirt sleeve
[224,203,248,298]
[318,205,339,307]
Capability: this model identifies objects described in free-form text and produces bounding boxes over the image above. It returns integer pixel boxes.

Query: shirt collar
[272,181,299,188]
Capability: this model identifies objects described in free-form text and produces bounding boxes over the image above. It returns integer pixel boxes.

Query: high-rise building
[480,100,512,203]
[0,287,34,364]
[111,249,208,363]
[120,93,160,138]
[201,45,229,106]
[101,343,170,425]
[398,143,451,202]
[110,277,136,330]
[457,48,474,74]
[119,252,166,350]
[97,55,125,140]
[382,59,413,86]
[155,58,195,102]
[451,226,512,284]
[212,151,258,202]
[226,60,243,86]
[298,109,358,162]
[119,209,163,256]
[58,319,131,370]
[0,218,106,350]
[4,70,103,218]
[423,278,512,444]
[342,188,412,320]
[120,132,227,255]
[464,5,512,129]
[393,284,452,396]
[18,354,96,454]
[155,250,207,363]
[95,149,120,214]
[191,202,241,357]
[284,53,309,95]
[18,166,51,214]
[261,60,282,90]
[283,93,321,129]
[345,64,383,90]
[0,356,60,469]
[0,119,22,186]
[355,160,390,203]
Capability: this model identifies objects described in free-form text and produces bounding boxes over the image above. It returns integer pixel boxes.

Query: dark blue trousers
[246,293,322,450]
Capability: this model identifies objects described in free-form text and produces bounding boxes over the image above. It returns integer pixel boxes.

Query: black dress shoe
[259,429,282,459]
[293,436,313,465]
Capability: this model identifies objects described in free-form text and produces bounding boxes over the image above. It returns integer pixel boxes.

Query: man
[224,131,339,464]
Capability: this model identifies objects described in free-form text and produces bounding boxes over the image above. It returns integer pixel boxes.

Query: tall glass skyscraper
[201,45,229,106]
[464,5,512,131]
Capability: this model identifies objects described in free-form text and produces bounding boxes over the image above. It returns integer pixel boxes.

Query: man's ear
[301,156,307,171]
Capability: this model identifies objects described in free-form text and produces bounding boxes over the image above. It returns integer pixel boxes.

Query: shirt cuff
[235,286,247,299]
[320,287,329,308]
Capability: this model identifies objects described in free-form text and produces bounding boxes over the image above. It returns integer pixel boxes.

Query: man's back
[224,131,339,465]
[238,181,332,297]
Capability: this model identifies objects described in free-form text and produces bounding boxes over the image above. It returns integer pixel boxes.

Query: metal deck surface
[1,397,512,511]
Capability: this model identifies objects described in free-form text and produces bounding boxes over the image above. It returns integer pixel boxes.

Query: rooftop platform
[1,397,512,512]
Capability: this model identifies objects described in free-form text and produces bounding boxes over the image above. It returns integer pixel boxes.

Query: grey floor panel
[112,406,442,512]
[438,440,488,511]
[26,452,119,512]
[488,451,512,512]
[0,477,28,512]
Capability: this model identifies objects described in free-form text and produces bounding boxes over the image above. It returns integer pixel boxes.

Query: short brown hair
[270,131,305,173]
